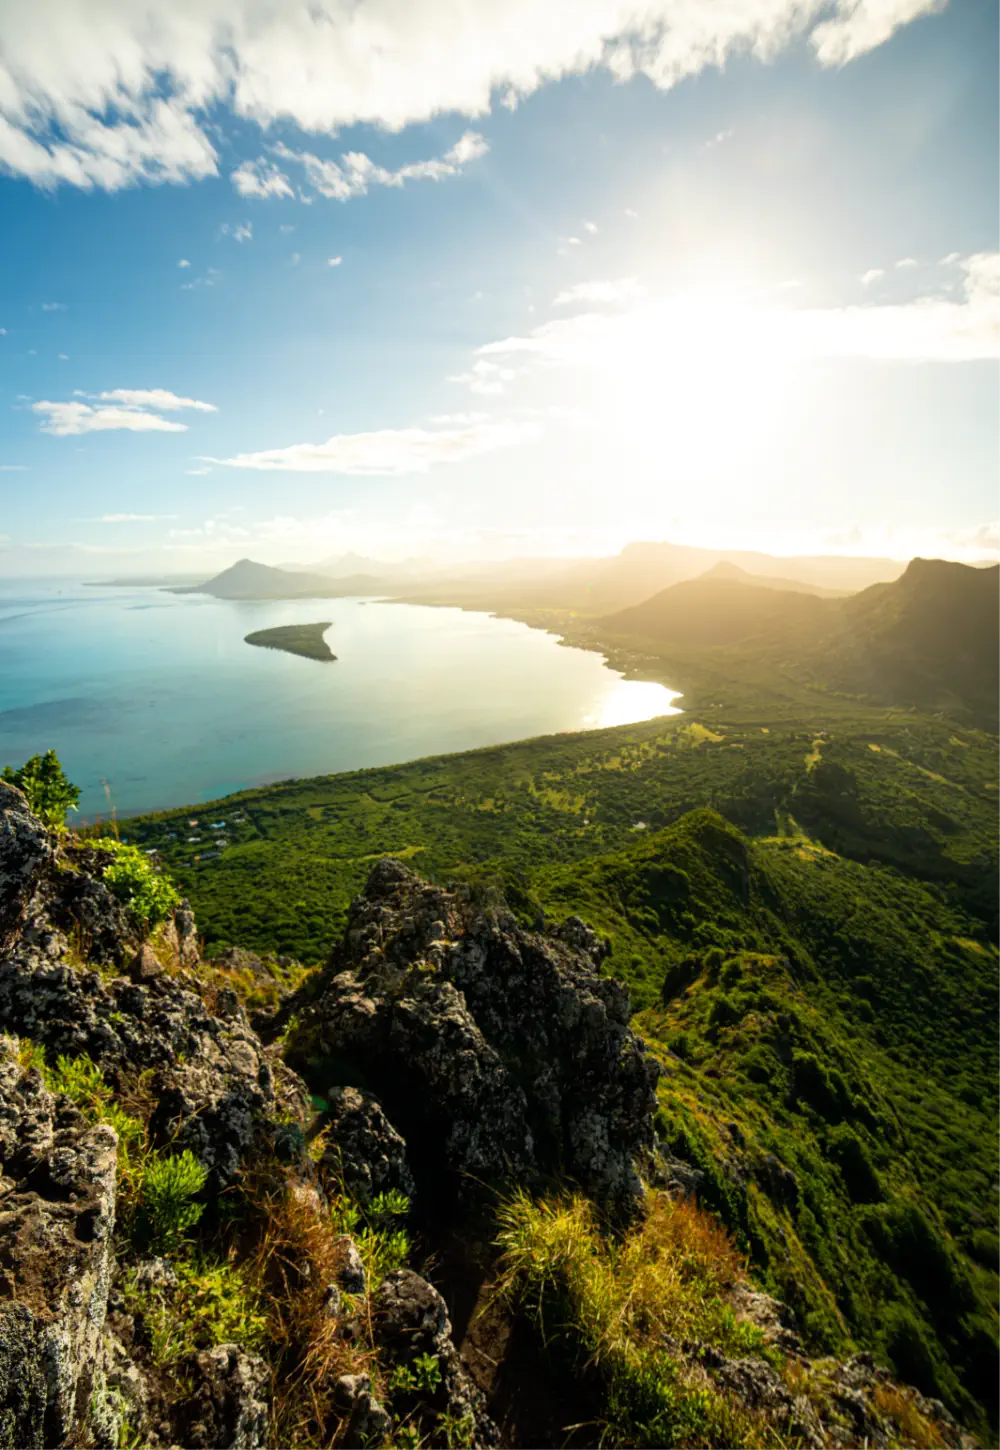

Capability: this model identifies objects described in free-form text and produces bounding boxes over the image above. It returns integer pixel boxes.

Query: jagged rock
[0,1048,118,1448]
[373,1268,500,1447]
[650,1145,706,1198]
[321,1085,416,1206]
[291,858,660,1219]
[754,1151,799,1209]
[332,1372,392,1445]
[334,1236,367,1295]
[0,946,283,1193]
[174,1344,269,1450]
[0,785,52,956]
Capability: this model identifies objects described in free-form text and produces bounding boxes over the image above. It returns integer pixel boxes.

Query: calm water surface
[0,580,680,818]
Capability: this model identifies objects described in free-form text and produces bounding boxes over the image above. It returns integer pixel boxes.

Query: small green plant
[330,1185,412,1287]
[2,749,80,828]
[124,1254,265,1365]
[97,840,181,932]
[391,1426,422,1450]
[141,1150,207,1251]
[389,1353,442,1397]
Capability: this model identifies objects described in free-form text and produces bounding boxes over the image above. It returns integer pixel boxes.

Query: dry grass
[872,1383,949,1449]
[241,1163,376,1448]
[495,1188,782,1448]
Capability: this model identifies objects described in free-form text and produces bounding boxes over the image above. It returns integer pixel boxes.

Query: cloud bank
[0,0,946,191]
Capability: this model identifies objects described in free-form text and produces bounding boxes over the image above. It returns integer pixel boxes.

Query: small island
[244,622,337,662]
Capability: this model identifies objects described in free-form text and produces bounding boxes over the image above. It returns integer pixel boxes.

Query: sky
[0,0,997,576]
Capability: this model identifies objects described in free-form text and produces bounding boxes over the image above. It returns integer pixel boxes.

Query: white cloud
[860,267,884,286]
[583,220,598,234]
[181,268,221,291]
[290,251,301,265]
[33,401,189,436]
[97,388,217,412]
[554,277,646,307]
[470,253,999,389]
[178,258,191,268]
[624,208,639,219]
[0,464,27,471]
[279,223,296,233]
[58,353,68,360]
[41,301,66,311]
[205,417,534,475]
[0,1,941,193]
[231,158,293,198]
[895,256,918,268]
[185,466,212,475]
[705,127,734,146]
[327,255,342,266]
[32,386,218,435]
[939,251,960,266]
[266,130,488,202]
[220,221,252,242]
[97,512,177,522]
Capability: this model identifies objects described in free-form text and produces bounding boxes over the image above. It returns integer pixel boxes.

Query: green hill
[602,558,999,728]
[528,810,998,1433]
[173,557,385,600]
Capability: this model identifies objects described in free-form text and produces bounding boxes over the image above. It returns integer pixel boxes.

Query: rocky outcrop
[374,1269,500,1447]
[0,1050,118,1449]
[288,858,660,1220]
[320,1085,416,1207]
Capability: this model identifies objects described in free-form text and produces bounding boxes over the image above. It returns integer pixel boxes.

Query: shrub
[141,1150,207,1251]
[97,840,181,931]
[495,1188,768,1448]
[2,749,79,828]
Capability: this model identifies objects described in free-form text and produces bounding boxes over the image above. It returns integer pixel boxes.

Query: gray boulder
[321,1084,415,1206]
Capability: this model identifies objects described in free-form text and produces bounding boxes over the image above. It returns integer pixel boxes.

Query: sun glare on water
[585,678,682,729]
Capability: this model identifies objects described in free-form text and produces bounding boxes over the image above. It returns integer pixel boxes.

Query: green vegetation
[244,621,337,662]
[94,838,181,930]
[120,677,997,1436]
[496,1188,769,1447]
[2,748,80,827]
[140,1150,208,1251]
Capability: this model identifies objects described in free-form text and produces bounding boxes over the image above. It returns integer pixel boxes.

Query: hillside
[600,558,999,728]
[607,572,827,646]
[393,540,906,617]
[173,558,386,600]
[821,558,1000,720]
[0,779,991,1448]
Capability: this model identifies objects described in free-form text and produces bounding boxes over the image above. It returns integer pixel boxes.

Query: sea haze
[0,580,679,819]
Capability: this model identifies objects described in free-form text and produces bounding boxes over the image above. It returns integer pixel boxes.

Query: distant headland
[169,558,384,600]
[244,622,336,662]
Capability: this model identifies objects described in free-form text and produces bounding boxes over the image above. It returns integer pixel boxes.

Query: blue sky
[0,0,996,575]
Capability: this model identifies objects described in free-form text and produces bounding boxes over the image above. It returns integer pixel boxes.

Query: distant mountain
[700,561,847,598]
[172,558,386,600]
[395,540,907,616]
[824,557,1000,718]
[607,572,827,646]
[605,557,999,724]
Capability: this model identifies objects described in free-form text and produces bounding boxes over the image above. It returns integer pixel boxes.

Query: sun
[602,287,793,486]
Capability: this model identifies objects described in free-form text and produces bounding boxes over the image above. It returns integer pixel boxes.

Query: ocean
[0,580,680,820]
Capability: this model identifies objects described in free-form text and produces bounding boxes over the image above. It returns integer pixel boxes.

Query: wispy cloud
[327,256,343,267]
[33,388,218,436]
[554,278,646,307]
[205,417,534,475]
[95,512,178,522]
[41,301,67,311]
[178,258,191,268]
[0,464,28,472]
[468,254,999,394]
[261,130,488,203]
[860,268,885,286]
[896,256,918,268]
[219,221,252,242]
[97,389,217,413]
[231,159,294,199]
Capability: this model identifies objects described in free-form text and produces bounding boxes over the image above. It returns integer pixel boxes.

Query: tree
[1,750,80,828]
